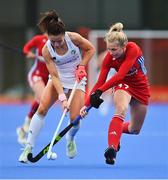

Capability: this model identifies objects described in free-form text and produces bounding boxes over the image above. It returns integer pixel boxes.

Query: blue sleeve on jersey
[138,56,147,74]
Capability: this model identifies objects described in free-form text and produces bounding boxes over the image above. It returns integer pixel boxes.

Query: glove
[90,89,104,109]
[75,65,87,82]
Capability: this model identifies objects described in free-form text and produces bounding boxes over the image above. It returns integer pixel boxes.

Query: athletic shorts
[48,76,86,93]
[113,82,150,105]
[28,70,48,87]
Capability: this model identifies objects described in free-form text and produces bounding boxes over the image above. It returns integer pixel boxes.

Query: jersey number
[118,83,129,89]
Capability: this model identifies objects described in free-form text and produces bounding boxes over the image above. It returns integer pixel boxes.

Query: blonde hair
[105,22,128,46]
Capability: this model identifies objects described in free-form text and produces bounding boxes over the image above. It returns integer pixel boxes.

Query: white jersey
[46,32,85,90]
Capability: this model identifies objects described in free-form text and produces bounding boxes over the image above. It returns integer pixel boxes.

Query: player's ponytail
[105,22,128,47]
[109,22,123,33]
[38,10,65,35]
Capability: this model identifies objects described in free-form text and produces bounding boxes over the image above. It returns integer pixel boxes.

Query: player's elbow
[50,73,58,81]
[23,48,28,55]
[87,45,96,59]
[91,45,96,55]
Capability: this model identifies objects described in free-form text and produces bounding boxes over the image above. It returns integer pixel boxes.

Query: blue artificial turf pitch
[0,103,168,179]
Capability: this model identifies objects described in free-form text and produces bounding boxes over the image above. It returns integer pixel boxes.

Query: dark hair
[38,10,65,35]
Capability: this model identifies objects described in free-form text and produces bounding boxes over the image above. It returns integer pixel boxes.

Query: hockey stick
[47,81,78,159]
[0,40,45,62]
[0,40,23,55]
[27,106,92,163]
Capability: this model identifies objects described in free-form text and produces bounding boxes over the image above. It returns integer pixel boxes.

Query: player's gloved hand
[90,89,104,109]
[75,65,87,82]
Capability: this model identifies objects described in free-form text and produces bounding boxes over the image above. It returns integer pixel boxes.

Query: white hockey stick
[37,55,45,62]
[47,81,78,159]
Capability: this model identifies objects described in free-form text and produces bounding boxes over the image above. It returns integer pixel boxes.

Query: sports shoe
[117,143,121,152]
[104,146,117,165]
[19,144,32,163]
[66,139,77,159]
[16,127,27,146]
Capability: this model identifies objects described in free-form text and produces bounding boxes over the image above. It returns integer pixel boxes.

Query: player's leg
[16,100,39,145]
[66,89,85,159]
[17,80,45,146]
[123,99,148,134]
[104,89,131,165]
[19,80,57,163]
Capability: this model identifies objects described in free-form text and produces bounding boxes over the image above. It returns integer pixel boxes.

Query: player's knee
[70,114,80,125]
[115,104,128,117]
[38,104,48,116]
[70,113,79,121]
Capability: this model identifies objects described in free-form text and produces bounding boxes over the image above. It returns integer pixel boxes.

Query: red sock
[122,121,130,134]
[108,115,124,150]
[28,100,39,119]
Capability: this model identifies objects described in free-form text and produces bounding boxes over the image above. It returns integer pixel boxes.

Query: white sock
[27,112,44,147]
[66,124,80,141]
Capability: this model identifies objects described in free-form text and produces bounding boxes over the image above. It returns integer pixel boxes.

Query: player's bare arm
[67,32,95,66]
[42,45,65,95]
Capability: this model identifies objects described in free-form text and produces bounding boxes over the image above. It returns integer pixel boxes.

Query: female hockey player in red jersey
[16,34,49,146]
[80,22,150,165]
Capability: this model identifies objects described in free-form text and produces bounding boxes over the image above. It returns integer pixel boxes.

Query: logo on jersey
[43,38,47,43]
[109,131,117,136]
[71,49,76,55]
[127,67,137,76]
[53,57,60,63]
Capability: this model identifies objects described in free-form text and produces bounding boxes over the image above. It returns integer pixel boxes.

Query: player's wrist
[58,93,67,102]
[94,89,103,97]
[77,65,86,69]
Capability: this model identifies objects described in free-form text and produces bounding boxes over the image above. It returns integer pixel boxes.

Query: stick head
[27,153,33,161]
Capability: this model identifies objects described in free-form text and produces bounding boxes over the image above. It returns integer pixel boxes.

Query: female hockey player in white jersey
[19,10,95,163]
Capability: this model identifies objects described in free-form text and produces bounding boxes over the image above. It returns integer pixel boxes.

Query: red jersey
[86,42,150,105]
[23,35,49,86]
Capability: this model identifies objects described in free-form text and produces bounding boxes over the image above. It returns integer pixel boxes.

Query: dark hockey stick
[27,106,92,163]
[0,41,23,55]
[0,40,45,61]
